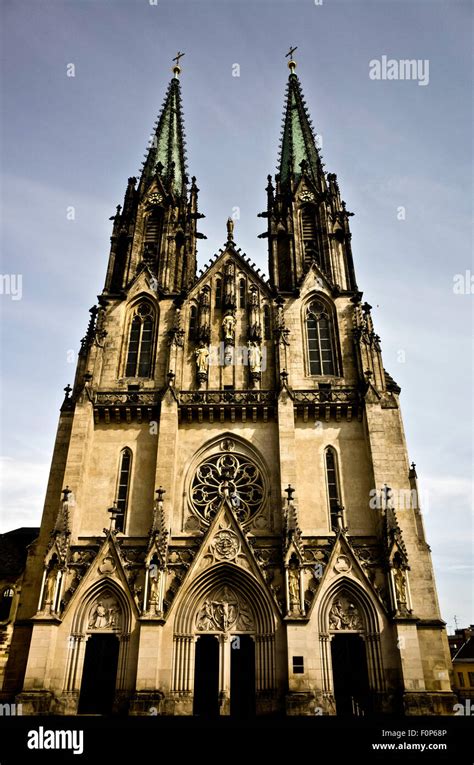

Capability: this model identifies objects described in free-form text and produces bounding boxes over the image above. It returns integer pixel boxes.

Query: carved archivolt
[195,585,254,632]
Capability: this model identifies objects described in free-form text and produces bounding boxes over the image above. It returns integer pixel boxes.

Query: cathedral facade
[4,57,455,717]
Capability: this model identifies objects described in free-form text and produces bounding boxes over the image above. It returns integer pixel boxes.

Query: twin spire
[279,64,323,189]
[140,52,187,197]
[141,49,322,197]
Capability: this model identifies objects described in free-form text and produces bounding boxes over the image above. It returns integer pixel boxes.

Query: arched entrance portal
[173,564,276,716]
[64,583,133,715]
[319,579,385,716]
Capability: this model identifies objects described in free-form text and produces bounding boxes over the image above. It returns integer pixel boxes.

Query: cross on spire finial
[172,51,185,78]
[286,46,298,73]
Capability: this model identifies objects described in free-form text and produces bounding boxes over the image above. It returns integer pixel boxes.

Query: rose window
[190,453,265,524]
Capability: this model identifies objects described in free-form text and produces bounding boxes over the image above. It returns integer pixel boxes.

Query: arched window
[116,449,132,533]
[277,234,291,288]
[0,587,14,622]
[189,305,197,339]
[306,299,336,376]
[143,209,163,260]
[263,304,271,340]
[110,234,128,292]
[175,232,185,259]
[215,278,222,309]
[125,303,154,377]
[301,205,319,266]
[239,279,246,308]
[325,448,341,530]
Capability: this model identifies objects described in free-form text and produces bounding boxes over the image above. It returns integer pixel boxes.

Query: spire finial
[285,45,298,73]
[172,50,185,78]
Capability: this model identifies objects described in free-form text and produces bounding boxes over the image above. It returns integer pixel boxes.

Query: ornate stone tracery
[190,452,265,525]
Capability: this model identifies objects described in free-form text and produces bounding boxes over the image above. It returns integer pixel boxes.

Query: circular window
[190,452,265,525]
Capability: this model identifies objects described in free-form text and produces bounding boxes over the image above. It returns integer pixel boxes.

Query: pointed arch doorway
[174,564,276,717]
[319,580,385,717]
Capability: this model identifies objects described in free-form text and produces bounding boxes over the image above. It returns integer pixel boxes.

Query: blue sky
[0,0,472,629]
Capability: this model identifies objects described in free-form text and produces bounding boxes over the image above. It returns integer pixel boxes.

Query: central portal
[192,634,256,717]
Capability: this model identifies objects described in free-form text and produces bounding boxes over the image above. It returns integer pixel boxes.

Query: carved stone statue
[249,288,259,325]
[226,217,234,242]
[89,601,108,629]
[288,563,300,612]
[248,341,262,373]
[329,594,363,630]
[394,567,407,606]
[197,599,213,631]
[222,313,235,343]
[44,567,57,606]
[329,598,345,629]
[149,572,159,604]
[195,343,209,374]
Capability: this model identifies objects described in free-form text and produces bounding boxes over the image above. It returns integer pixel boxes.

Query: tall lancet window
[116,448,132,532]
[125,303,154,377]
[325,447,341,529]
[239,279,246,308]
[143,209,163,260]
[306,299,336,376]
[301,205,319,266]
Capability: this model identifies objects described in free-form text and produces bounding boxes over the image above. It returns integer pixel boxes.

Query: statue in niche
[195,343,209,374]
[44,566,57,607]
[222,313,235,343]
[288,561,301,612]
[249,288,259,327]
[394,567,407,606]
[248,341,262,374]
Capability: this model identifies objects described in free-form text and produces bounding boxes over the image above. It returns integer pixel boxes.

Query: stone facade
[3,60,455,717]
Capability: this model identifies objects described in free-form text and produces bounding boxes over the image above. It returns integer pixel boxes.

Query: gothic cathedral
[5,56,454,717]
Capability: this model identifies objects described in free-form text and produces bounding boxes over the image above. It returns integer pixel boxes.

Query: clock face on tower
[299,190,316,203]
[147,192,163,206]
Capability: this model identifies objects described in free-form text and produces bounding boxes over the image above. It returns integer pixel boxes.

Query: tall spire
[279,51,323,189]
[141,53,187,197]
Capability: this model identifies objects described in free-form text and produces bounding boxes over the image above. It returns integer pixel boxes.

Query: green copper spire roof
[141,70,187,197]
[279,70,322,188]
